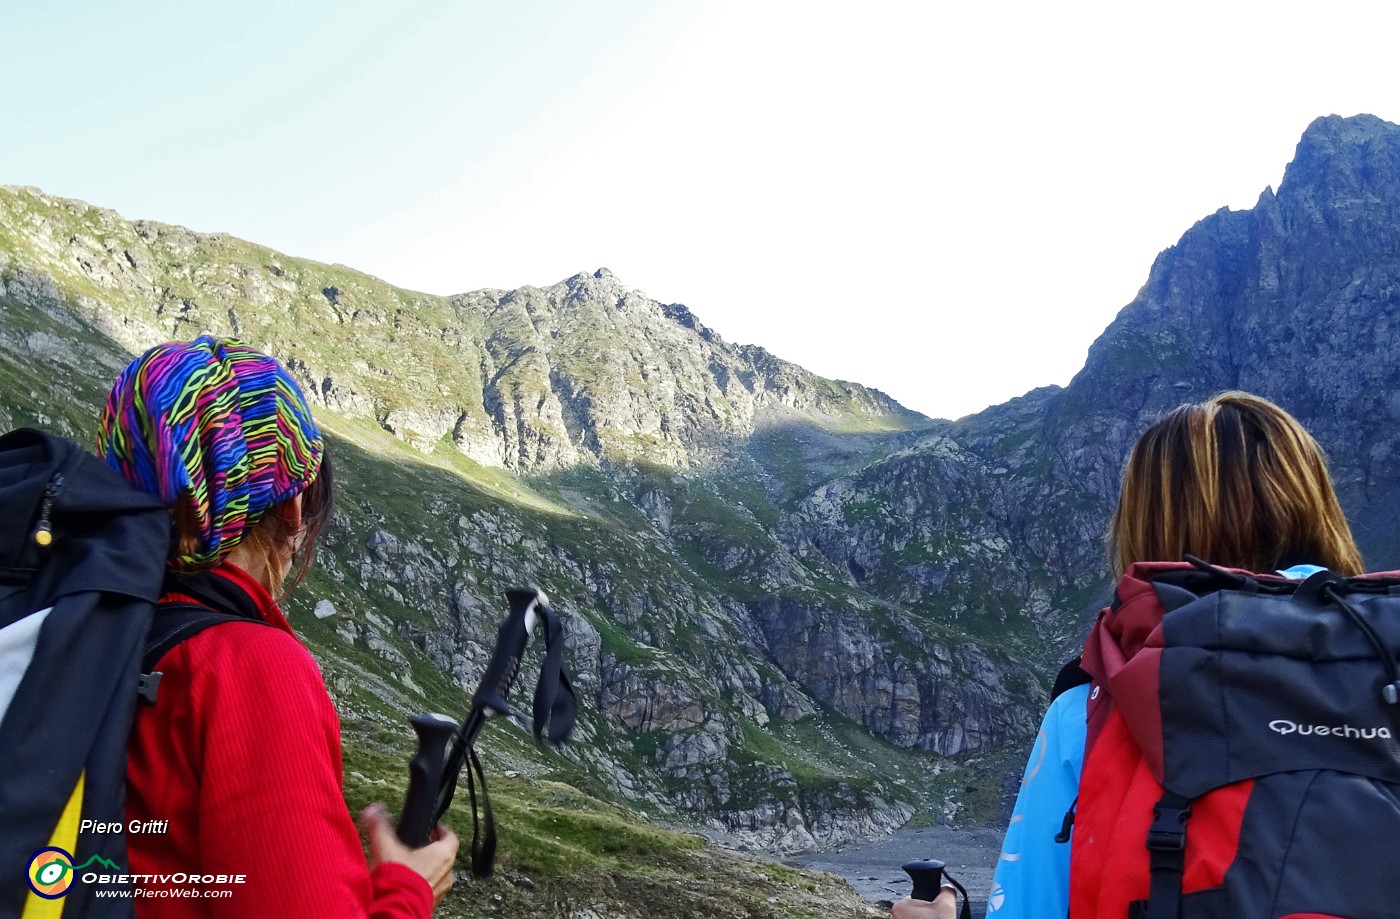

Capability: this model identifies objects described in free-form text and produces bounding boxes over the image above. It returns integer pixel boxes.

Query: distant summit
[0,187,926,471]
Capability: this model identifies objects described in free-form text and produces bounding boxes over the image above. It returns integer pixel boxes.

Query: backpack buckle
[1146,801,1191,851]
[137,671,163,706]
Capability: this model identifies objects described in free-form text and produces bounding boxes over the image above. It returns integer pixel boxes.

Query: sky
[5,1,1400,419]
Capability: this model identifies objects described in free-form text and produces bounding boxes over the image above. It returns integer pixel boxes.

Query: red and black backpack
[1068,557,1400,919]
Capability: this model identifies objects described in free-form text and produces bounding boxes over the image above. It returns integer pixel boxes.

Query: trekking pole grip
[397,713,458,847]
[901,859,945,901]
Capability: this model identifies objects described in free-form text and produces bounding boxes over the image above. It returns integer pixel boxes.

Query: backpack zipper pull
[34,473,63,547]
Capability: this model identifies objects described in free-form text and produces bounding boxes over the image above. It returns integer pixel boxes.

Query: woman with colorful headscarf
[98,336,458,917]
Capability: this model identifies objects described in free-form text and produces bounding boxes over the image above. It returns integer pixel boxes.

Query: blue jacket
[986,683,1087,917]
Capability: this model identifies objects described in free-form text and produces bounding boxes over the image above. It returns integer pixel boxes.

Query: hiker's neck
[223,531,293,597]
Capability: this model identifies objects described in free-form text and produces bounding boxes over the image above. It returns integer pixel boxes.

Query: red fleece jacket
[125,564,433,918]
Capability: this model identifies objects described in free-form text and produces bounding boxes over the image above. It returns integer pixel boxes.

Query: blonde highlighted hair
[1109,391,1362,578]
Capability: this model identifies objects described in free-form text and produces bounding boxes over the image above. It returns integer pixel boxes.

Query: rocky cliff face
[5,113,1400,851]
[789,114,1400,673]
[1068,114,1400,562]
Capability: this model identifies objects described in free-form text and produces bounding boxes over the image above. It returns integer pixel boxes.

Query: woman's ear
[277,494,305,533]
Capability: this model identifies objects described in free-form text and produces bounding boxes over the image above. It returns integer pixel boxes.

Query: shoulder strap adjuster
[136,670,163,706]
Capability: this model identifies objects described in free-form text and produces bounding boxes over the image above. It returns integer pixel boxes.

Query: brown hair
[274,447,335,593]
[1108,391,1362,578]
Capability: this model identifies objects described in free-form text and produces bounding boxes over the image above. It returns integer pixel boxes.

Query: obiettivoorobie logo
[27,848,123,899]
[25,840,247,902]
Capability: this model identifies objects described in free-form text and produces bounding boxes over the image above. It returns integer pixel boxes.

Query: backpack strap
[1129,790,1193,919]
[1051,656,1092,702]
[1046,656,1093,846]
[138,599,269,705]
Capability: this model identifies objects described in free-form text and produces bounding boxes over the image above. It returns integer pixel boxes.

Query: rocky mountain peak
[1293,112,1397,162]
[0,187,926,474]
[787,112,1400,692]
[1278,113,1400,215]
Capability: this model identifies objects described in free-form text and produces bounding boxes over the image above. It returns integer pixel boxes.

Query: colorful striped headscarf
[97,336,324,570]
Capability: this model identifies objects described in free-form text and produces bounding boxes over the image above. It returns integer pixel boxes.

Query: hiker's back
[1071,560,1400,919]
[989,392,1381,918]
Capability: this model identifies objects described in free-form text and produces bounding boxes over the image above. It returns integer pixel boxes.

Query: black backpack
[0,430,262,918]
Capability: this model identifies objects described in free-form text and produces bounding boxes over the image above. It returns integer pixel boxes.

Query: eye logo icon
[27,847,75,899]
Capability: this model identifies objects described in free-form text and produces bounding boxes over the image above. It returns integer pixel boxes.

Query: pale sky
[5,1,1400,419]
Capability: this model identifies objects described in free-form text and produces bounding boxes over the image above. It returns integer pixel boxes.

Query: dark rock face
[4,114,1400,849]
[749,595,1038,754]
[794,114,1400,674]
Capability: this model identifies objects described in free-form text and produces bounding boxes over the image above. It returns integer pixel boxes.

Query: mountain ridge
[0,180,1036,861]
[6,114,1400,918]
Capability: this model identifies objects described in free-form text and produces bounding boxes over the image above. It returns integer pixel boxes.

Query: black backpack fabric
[0,429,171,918]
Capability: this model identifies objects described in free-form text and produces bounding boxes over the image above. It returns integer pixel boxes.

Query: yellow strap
[22,772,84,919]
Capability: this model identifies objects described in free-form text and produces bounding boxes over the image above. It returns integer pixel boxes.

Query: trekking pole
[395,588,575,870]
[901,859,972,919]
[396,713,459,847]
